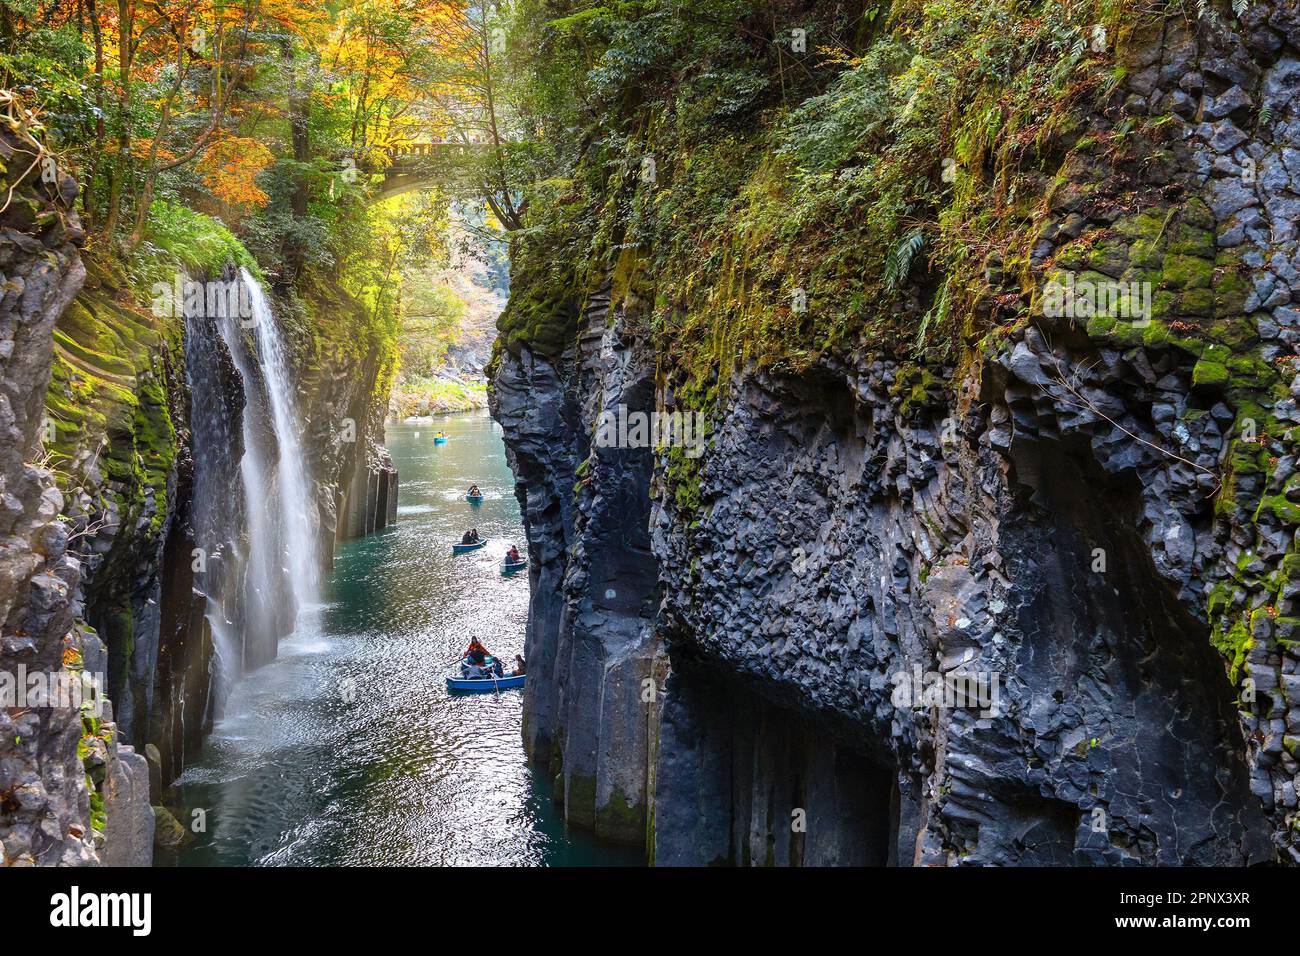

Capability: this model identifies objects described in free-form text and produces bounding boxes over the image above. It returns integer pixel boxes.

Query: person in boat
[468,485,481,497]
[513,655,526,676]
[460,530,476,545]
[465,638,490,666]
[491,657,505,678]
[506,545,522,563]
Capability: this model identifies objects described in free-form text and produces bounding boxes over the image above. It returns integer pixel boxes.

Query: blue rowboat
[452,538,487,554]
[446,673,525,692]
[466,493,484,504]
[501,558,527,574]
[434,436,448,444]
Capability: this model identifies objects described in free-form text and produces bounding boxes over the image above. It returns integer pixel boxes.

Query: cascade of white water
[210,270,319,671]
[238,268,320,608]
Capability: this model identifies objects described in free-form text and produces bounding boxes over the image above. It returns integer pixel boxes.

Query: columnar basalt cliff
[493,1,1300,865]
[493,287,666,844]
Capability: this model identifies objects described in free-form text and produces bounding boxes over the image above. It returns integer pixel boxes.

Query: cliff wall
[492,0,1300,864]
[0,125,151,866]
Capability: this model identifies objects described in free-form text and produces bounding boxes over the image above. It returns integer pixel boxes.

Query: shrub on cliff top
[137,200,261,281]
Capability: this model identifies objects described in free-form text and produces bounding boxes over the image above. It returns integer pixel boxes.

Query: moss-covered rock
[1192,358,1230,389]
[152,805,192,848]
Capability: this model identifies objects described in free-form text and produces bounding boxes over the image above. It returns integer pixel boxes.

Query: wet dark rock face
[493,6,1300,865]
[653,350,1270,865]
[328,374,399,545]
[148,305,249,786]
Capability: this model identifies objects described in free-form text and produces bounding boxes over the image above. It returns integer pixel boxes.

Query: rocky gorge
[7,0,1300,873]
[491,1,1300,865]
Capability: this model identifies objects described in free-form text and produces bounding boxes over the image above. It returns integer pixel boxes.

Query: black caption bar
[3,865,1284,944]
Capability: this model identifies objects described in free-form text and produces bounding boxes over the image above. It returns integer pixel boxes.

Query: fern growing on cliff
[884,228,927,291]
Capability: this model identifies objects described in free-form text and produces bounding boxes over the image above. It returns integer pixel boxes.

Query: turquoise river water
[162,410,640,866]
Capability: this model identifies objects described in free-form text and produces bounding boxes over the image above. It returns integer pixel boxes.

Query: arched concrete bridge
[358,142,492,201]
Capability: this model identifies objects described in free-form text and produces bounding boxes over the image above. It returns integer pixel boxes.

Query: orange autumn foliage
[196,135,274,207]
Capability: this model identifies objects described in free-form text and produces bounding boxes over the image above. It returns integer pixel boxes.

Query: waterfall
[208,269,320,672]
[169,267,321,779]
[239,268,320,609]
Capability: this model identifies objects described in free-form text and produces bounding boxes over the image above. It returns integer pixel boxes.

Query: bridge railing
[352,140,491,173]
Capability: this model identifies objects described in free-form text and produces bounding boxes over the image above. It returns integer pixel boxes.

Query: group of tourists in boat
[446,483,530,692]
[450,633,527,693]
[460,637,525,680]
[453,485,528,573]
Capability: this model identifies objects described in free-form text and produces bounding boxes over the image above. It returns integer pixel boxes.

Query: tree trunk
[102,0,134,239]
[284,39,312,282]
[82,0,106,228]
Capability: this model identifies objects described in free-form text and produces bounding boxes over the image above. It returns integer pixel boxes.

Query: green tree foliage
[399,282,466,376]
